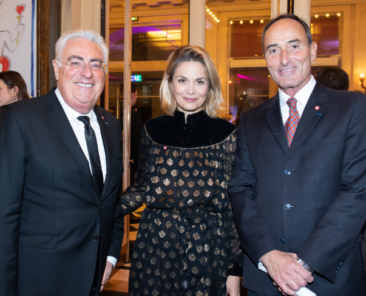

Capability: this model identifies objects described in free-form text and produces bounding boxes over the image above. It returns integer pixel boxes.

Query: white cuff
[107,256,117,268]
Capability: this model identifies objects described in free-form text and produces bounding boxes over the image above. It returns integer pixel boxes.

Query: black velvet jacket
[145,109,236,147]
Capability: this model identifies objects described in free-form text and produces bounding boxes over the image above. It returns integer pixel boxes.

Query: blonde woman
[119,45,243,296]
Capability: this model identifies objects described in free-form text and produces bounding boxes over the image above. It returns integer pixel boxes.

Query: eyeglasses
[57,58,107,74]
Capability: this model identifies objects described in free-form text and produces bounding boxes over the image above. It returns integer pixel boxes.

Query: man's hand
[226,275,241,296]
[100,261,114,292]
[260,250,314,295]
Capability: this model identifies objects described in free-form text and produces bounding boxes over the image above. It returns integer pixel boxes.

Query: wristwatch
[297,258,315,274]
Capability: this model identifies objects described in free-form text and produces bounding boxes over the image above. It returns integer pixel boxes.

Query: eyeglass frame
[56,57,108,74]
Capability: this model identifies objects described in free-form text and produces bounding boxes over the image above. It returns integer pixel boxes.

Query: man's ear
[52,60,59,80]
[310,41,317,62]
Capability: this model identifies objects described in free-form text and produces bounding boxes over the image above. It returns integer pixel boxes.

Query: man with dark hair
[315,67,349,90]
[120,82,142,184]
[229,13,366,296]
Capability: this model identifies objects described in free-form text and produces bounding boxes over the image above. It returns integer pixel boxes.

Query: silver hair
[55,29,109,67]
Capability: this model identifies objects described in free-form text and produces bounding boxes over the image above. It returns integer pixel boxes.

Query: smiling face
[170,61,209,116]
[52,38,105,114]
[0,79,17,106]
[263,19,317,97]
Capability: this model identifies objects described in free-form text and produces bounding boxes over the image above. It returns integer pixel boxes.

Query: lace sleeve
[119,127,151,215]
[224,130,244,275]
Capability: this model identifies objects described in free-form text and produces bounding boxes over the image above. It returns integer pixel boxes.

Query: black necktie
[78,116,104,197]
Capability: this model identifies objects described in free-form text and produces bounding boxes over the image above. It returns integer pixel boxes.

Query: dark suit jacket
[0,90,124,296]
[120,108,142,184]
[228,83,366,295]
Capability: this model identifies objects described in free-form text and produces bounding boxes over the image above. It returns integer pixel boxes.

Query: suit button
[99,205,102,210]
[285,170,291,175]
[280,238,286,244]
[284,203,292,210]
[92,235,99,241]
[182,125,187,130]
[180,140,184,145]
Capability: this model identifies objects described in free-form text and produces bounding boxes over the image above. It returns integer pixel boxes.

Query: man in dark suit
[119,82,142,184]
[0,30,124,296]
[228,14,366,296]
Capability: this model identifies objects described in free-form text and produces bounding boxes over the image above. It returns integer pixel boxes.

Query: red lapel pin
[314,106,320,110]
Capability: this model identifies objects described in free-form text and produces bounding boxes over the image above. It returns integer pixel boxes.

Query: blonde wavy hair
[160,45,224,117]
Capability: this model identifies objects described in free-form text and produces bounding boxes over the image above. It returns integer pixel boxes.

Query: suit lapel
[287,83,329,158]
[95,107,112,202]
[265,94,289,155]
[46,90,97,198]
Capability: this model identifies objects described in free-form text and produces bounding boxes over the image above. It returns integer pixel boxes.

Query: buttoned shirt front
[279,75,317,125]
[55,89,117,266]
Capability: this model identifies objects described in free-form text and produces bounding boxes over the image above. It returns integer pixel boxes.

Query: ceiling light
[230,21,233,24]
[206,8,210,12]
[216,20,220,23]
[326,13,330,17]
[260,19,264,23]
[337,13,341,17]
[209,11,212,15]
[315,14,318,18]
[250,20,253,24]
[240,20,243,24]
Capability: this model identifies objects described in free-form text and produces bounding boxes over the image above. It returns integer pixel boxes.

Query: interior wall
[61,0,101,34]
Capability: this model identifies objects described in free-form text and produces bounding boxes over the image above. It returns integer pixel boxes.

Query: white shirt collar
[279,75,317,110]
[55,88,95,122]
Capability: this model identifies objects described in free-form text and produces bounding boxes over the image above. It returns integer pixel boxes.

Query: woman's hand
[226,275,241,296]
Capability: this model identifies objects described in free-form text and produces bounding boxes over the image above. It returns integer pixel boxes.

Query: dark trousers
[90,242,102,296]
[247,291,282,296]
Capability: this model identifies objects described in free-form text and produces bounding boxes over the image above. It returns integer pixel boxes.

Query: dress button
[187,199,194,206]
[180,140,184,145]
[280,238,286,244]
[92,235,99,241]
[285,170,291,175]
[284,203,292,210]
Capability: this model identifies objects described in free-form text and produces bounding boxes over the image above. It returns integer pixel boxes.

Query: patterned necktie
[78,116,104,197]
[284,97,300,147]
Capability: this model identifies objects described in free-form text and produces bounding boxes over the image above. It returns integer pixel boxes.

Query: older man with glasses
[0,29,124,296]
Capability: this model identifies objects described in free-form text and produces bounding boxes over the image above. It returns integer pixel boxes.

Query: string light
[250,20,253,24]
[230,21,233,25]
[326,13,330,17]
[260,19,264,23]
[240,20,243,24]
[315,14,319,18]
[337,13,341,17]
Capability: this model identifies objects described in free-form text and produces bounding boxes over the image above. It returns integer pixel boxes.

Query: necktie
[78,116,104,197]
[285,97,300,147]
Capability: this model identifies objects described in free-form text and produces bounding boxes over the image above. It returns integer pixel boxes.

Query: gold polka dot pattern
[120,127,242,295]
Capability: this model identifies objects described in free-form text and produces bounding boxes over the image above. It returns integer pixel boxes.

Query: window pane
[231,19,269,58]
[109,71,165,124]
[229,68,270,124]
[311,14,340,56]
[110,24,182,61]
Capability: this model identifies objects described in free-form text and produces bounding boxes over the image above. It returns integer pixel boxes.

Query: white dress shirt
[55,89,117,267]
[279,75,317,124]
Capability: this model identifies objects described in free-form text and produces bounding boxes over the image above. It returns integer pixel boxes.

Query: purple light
[109,26,180,49]
[236,74,268,83]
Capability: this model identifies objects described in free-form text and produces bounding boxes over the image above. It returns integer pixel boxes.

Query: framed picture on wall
[0,0,37,98]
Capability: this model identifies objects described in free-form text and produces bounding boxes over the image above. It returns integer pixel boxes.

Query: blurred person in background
[0,70,29,106]
[120,82,142,184]
[315,66,349,90]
